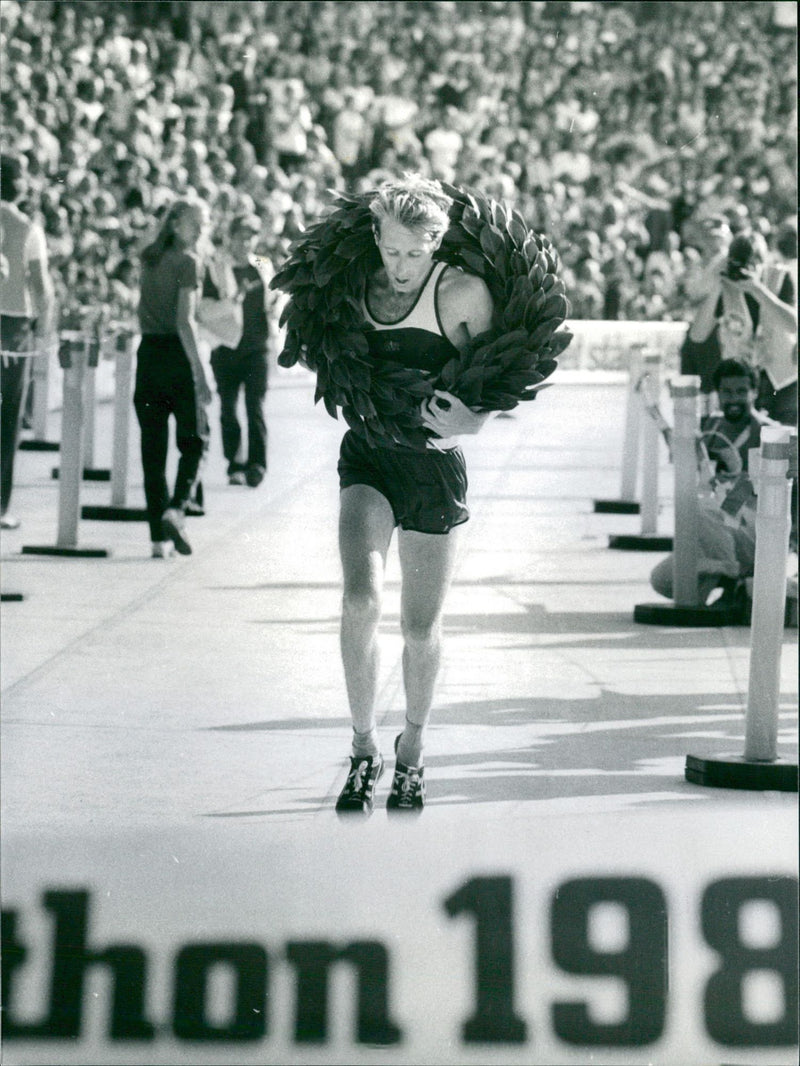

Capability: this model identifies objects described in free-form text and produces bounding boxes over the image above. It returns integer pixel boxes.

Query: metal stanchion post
[685,427,797,790]
[594,343,644,515]
[31,344,51,441]
[18,344,59,452]
[634,375,738,626]
[110,330,133,507]
[639,352,661,536]
[671,377,701,606]
[81,328,148,522]
[22,333,109,559]
[51,326,110,482]
[82,347,97,471]
[83,327,110,480]
[2,344,57,601]
[56,334,86,548]
[745,429,794,760]
[609,351,673,551]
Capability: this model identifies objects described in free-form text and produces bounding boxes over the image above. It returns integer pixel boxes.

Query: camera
[723,234,756,281]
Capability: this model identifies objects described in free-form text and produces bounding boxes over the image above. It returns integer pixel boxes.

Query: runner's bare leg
[396,526,460,765]
[339,484,395,755]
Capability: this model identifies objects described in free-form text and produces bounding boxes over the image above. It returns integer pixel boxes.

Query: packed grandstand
[1,0,796,330]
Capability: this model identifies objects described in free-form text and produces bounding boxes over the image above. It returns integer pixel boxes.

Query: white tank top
[363,261,449,334]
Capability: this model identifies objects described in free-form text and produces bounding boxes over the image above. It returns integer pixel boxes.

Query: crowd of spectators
[1,0,796,331]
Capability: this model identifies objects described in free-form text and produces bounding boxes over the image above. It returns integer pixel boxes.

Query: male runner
[334,174,494,815]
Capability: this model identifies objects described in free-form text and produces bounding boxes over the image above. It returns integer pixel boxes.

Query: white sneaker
[151,541,174,559]
[161,508,192,555]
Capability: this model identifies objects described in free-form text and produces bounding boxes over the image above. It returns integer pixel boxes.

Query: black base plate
[19,439,59,451]
[686,754,798,791]
[52,468,111,481]
[594,499,641,515]
[81,506,148,522]
[634,601,742,626]
[21,545,109,558]
[609,534,673,551]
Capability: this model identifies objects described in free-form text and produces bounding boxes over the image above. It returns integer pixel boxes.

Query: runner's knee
[342,585,382,628]
[401,611,440,647]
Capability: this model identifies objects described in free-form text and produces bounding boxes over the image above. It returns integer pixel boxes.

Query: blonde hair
[141,198,209,265]
[369,173,452,241]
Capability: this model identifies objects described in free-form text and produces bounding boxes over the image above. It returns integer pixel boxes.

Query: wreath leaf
[270,185,572,440]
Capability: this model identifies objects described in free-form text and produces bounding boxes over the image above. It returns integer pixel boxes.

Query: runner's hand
[421,390,487,437]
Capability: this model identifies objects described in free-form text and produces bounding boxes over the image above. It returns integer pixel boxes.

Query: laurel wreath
[270,183,573,450]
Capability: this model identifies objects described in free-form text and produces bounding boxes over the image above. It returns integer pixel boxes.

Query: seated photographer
[649,359,770,608]
[686,229,797,426]
[702,359,773,473]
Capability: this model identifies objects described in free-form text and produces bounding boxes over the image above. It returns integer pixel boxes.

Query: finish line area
[2,368,797,1065]
[3,808,796,1066]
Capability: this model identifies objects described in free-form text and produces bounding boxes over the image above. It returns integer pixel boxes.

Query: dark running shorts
[338,430,469,534]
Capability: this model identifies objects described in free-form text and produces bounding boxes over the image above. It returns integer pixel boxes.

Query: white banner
[2,808,797,1065]
[561,320,688,373]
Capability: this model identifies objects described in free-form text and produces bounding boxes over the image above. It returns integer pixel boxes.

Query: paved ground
[1,366,797,1066]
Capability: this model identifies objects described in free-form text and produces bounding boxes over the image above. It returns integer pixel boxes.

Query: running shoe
[228,471,247,486]
[161,508,192,555]
[335,754,384,815]
[151,541,174,559]
[387,735,425,813]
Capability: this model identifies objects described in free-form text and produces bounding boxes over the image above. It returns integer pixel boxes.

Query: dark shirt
[233,263,268,353]
[138,245,200,335]
[364,326,459,374]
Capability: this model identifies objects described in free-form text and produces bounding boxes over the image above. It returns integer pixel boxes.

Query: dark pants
[1,316,33,516]
[210,347,268,473]
[134,334,209,542]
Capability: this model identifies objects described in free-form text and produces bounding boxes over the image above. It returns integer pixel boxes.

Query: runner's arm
[422,273,495,436]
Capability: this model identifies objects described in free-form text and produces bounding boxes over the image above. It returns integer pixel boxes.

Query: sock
[397,720,425,768]
[352,727,380,759]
